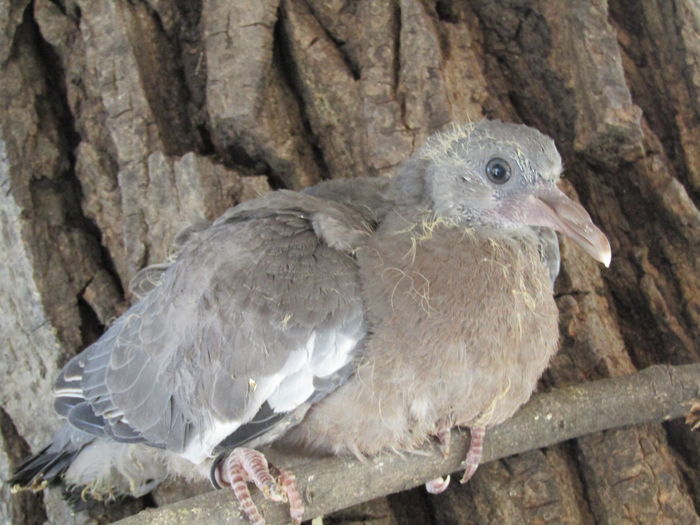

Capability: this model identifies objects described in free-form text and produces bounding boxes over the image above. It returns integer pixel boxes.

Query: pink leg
[460,426,485,483]
[219,455,265,525]
[216,448,304,525]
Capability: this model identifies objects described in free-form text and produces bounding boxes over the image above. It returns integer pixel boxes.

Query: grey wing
[303,176,392,224]
[129,221,212,300]
[54,191,373,462]
[536,227,561,284]
[129,264,170,300]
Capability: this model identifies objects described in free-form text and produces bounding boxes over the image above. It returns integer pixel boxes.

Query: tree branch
[116,364,700,525]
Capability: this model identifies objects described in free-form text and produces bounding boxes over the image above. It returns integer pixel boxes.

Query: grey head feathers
[390,120,610,265]
[391,121,561,226]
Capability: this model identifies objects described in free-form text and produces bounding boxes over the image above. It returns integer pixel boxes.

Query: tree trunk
[1,0,698,524]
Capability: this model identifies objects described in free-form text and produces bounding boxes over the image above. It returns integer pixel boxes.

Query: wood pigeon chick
[10,121,610,524]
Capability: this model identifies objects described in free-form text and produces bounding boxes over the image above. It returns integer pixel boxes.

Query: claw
[460,426,485,484]
[261,482,285,502]
[425,475,451,494]
[435,426,452,458]
[425,425,453,494]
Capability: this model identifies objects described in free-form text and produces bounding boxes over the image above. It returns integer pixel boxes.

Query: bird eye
[485,158,512,185]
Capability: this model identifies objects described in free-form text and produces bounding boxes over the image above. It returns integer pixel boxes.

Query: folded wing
[54,191,373,462]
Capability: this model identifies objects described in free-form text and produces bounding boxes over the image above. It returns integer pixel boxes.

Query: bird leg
[425,424,453,494]
[214,447,303,525]
[460,426,486,483]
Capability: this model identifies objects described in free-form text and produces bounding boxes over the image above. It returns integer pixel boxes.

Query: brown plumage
[284,219,558,456]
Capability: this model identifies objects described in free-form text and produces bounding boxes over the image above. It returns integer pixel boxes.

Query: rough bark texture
[0,0,698,523]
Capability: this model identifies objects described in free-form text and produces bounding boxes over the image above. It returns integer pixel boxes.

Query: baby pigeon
[11,121,610,524]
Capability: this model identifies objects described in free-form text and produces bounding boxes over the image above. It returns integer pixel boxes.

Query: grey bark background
[0,0,699,524]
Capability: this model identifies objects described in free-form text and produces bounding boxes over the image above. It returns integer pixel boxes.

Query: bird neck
[376,206,543,266]
[387,157,432,209]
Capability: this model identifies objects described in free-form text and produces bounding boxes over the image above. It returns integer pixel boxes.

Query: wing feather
[54,191,374,461]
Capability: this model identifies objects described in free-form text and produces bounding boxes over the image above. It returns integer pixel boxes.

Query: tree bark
[0,0,698,523]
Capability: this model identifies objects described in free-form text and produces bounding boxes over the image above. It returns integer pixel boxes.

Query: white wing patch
[313,333,359,377]
[260,337,316,413]
[182,328,361,462]
[267,368,316,412]
[267,330,360,412]
[181,418,241,463]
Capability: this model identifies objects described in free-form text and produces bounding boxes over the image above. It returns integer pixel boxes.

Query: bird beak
[521,187,612,267]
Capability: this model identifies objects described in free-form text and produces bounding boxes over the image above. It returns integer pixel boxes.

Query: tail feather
[9,424,93,492]
[10,446,80,491]
[10,425,168,500]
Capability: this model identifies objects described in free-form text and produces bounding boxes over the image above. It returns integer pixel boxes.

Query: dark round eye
[485,158,512,184]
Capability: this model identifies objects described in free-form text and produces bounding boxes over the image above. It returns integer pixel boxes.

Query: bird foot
[214,447,304,525]
[425,475,451,494]
[460,426,485,483]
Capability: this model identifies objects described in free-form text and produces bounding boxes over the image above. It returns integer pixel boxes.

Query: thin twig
[115,364,700,525]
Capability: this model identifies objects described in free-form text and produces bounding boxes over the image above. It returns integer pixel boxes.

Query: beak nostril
[552,201,591,225]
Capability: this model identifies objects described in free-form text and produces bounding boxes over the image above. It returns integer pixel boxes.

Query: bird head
[406,120,611,266]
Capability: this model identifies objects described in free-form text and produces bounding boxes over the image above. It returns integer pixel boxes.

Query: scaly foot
[214,447,304,525]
